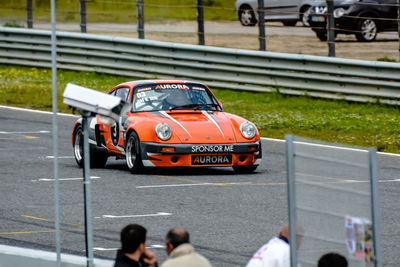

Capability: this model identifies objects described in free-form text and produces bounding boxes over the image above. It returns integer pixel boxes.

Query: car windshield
[132,83,221,112]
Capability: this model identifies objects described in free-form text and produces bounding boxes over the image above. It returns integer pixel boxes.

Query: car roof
[114,79,207,89]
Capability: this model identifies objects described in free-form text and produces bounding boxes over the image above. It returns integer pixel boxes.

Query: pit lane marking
[0,130,50,134]
[0,230,56,235]
[0,146,47,151]
[31,176,101,182]
[0,130,50,140]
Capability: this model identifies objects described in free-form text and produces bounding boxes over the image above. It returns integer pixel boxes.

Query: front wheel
[233,165,258,174]
[238,6,257,26]
[73,125,108,168]
[301,6,311,27]
[125,132,143,174]
[355,18,377,42]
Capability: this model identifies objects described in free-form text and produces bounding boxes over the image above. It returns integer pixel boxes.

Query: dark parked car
[308,0,398,41]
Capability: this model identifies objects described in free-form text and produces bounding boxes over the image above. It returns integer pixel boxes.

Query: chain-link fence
[1,0,399,61]
[286,135,381,267]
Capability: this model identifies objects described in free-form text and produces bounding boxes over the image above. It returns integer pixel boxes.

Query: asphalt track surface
[0,106,399,266]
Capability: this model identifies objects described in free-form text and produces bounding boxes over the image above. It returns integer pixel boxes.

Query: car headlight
[333,8,346,18]
[155,123,172,141]
[240,122,257,139]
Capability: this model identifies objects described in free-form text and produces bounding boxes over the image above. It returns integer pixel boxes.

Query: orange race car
[72,80,262,173]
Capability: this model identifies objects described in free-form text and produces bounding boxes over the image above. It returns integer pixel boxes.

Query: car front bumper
[140,141,262,167]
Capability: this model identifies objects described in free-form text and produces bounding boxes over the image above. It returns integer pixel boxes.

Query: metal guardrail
[1,27,400,105]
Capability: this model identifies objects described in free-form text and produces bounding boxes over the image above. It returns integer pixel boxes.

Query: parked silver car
[235,0,317,26]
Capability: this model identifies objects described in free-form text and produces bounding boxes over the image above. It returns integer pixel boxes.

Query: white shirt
[246,237,290,267]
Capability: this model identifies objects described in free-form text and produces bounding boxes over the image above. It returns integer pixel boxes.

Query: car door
[104,86,130,153]
[264,0,302,20]
[381,0,398,30]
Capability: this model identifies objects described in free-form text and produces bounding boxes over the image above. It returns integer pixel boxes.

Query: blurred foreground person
[246,223,303,267]
[161,227,212,267]
[318,253,348,267]
[114,224,157,267]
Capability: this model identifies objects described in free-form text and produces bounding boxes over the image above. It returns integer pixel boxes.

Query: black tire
[233,165,258,174]
[73,125,108,168]
[238,5,257,26]
[125,132,143,174]
[73,126,84,167]
[355,18,377,42]
[315,30,327,41]
[282,20,297,27]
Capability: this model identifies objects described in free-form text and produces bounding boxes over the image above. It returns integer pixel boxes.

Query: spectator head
[318,253,348,267]
[120,224,147,254]
[164,228,190,255]
[279,223,304,248]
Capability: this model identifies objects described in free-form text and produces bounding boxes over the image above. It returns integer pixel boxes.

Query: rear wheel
[355,18,377,42]
[125,132,143,174]
[282,20,297,27]
[238,5,257,26]
[233,165,258,174]
[73,125,108,168]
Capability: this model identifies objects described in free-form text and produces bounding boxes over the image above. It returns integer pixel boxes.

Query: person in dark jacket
[114,224,158,267]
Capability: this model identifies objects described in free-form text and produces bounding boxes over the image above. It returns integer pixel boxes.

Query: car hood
[153,110,238,143]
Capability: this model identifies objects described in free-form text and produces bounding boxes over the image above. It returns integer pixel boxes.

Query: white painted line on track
[97,212,172,219]
[31,176,101,182]
[93,244,164,252]
[0,105,79,118]
[136,182,253,189]
[0,130,50,134]
[261,137,400,157]
[45,156,75,159]
[93,247,118,251]
[379,179,400,182]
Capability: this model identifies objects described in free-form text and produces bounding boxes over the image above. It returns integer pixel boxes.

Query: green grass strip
[1,65,399,154]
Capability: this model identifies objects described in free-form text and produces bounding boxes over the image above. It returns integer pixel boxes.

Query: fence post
[197,0,205,45]
[397,0,400,62]
[285,134,297,267]
[26,0,33,28]
[80,0,87,33]
[369,148,381,267]
[257,0,266,51]
[326,0,335,57]
[82,111,94,267]
[137,0,145,39]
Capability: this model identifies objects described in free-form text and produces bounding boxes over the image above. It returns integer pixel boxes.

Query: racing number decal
[110,122,120,146]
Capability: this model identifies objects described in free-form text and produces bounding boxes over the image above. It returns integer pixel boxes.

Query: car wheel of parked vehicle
[355,17,377,42]
[300,5,311,26]
[282,20,297,26]
[233,165,257,173]
[73,125,108,168]
[315,30,328,41]
[126,132,143,173]
[238,5,257,26]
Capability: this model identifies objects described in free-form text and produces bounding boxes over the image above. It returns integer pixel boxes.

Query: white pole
[50,0,61,266]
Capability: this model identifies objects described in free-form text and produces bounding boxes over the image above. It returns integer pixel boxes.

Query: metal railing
[1,27,400,105]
